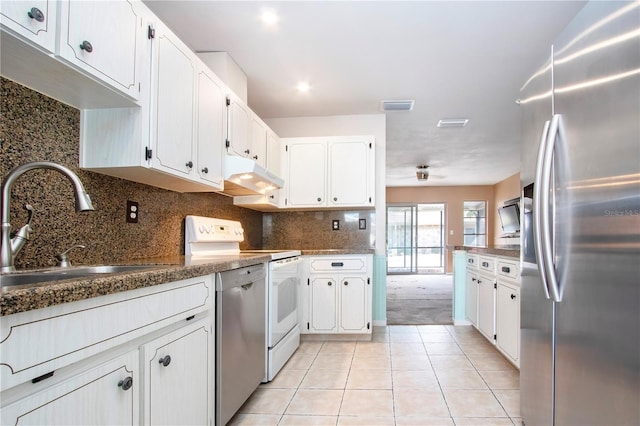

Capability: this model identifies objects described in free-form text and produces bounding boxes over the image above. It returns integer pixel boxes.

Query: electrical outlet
[332,220,340,230]
[359,219,367,230]
[127,200,139,223]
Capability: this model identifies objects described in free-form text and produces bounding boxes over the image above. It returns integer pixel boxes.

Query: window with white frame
[463,201,487,247]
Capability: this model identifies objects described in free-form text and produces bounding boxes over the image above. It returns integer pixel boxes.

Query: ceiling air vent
[380,100,415,112]
[437,118,469,128]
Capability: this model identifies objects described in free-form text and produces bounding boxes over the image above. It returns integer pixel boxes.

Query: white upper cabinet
[285,139,327,208]
[195,64,226,189]
[250,113,268,168]
[1,0,144,107]
[151,20,196,179]
[81,12,225,193]
[1,0,56,53]
[328,138,373,207]
[58,0,142,100]
[226,92,251,158]
[281,136,375,209]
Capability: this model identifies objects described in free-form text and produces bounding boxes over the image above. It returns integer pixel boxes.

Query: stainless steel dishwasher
[216,263,266,425]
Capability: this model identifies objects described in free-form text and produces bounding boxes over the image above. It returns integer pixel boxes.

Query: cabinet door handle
[27,7,45,22]
[510,294,517,300]
[79,40,93,53]
[331,262,344,267]
[244,149,250,155]
[118,376,133,391]
[344,281,349,286]
[471,277,477,282]
[185,161,193,168]
[269,195,275,199]
[327,281,332,286]
[502,266,511,273]
[482,262,489,267]
[159,355,172,367]
[317,197,322,202]
[253,155,258,160]
[201,167,208,174]
[333,197,338,202]
[477,279,482,284]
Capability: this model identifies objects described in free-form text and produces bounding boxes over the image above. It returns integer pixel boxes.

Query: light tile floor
[229,325,521,426]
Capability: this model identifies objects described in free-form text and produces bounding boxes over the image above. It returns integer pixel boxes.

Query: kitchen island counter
[0,254,274,316]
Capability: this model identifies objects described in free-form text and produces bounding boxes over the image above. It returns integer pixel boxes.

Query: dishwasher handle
[216,264,266,291]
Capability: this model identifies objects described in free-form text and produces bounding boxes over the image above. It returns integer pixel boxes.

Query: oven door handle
[271,256,302,270]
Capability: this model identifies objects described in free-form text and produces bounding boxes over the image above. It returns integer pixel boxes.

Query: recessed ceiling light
[437,118,469,128]
[297,82,311,93]
[260,8,279,26]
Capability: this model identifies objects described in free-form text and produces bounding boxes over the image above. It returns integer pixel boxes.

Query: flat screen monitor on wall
[498,204,520,234]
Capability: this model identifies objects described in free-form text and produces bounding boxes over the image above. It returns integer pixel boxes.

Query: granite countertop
[2,249,376,316]
[0,254,273,317]
[450,245,520,258]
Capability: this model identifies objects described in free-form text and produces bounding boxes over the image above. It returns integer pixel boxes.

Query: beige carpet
[386,274,453,325]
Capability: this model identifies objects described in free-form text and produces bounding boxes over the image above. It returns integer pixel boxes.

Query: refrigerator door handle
[540,113,563,302]
[533,119,552,300]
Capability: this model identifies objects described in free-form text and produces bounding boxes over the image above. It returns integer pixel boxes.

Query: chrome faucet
[1,161,95,273]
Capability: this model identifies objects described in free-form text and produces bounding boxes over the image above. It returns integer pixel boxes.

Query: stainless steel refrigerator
[519,1,639,425]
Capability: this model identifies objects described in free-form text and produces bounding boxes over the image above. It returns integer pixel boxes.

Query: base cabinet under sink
[0,275,214,426]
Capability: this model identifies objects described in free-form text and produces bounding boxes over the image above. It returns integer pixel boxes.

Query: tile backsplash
[1,77,262,269]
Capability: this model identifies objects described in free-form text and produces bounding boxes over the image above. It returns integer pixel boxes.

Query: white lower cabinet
[465,269,478,326]
[304,255,372,335]
[1,350,140,425]
[0,275,214,426]
[462,252,521,368]
[142,319,211,426]
[496,279,520,367]
[477,272,496,342]
[309,277,338,333]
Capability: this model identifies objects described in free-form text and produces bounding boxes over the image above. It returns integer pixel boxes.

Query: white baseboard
[373,319,387,326]
[454,319,472,326]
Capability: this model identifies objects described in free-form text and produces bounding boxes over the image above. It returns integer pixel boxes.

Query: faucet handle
[24,204,34,226]
[56,244,85,268]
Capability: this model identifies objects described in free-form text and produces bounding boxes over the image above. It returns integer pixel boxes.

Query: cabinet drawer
[1,350,139,425]
[479,256,496,274]
[309,256,368,273]
[497,259,519,280]
[466,254,479,269]
[1,275,211,391]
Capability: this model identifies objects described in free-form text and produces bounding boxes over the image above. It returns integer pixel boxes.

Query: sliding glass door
[387,206,415,273]
[387,203,445,274]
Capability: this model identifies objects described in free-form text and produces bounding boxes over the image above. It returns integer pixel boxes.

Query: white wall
[266,114,387,256]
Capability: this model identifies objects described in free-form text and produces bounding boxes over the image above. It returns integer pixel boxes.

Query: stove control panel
[185,215,244,245]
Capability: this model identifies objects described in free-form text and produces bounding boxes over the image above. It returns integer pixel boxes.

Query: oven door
[268,257,301,348]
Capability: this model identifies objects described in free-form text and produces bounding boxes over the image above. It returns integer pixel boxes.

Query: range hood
[222,155,284,196]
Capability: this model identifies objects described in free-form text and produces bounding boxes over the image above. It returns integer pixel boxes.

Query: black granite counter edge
[0,254,273,317]
[450,246,520,259]
[301,249,376,255]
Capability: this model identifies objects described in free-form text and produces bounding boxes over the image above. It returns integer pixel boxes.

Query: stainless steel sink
[1,265,164,288]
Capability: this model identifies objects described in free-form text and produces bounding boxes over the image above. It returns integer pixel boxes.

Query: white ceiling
[143,0,586,187]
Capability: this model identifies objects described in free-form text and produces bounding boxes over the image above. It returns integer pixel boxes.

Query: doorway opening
[386,203,452,325]
[387,203,445,274]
